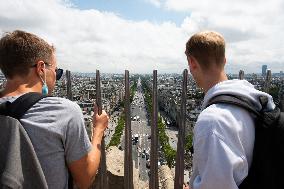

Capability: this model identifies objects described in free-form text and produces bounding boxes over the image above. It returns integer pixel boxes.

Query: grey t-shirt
[0,95,92,189]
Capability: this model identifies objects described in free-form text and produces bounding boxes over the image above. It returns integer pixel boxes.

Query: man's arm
[68,109,108,189]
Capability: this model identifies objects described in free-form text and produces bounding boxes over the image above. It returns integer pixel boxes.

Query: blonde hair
[185,31,225,70]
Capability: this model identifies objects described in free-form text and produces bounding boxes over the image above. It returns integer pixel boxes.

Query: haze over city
[0,0,283,74]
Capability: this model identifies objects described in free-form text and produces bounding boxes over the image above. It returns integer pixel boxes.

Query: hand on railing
[183,183,191,189]
[92,104,109,135]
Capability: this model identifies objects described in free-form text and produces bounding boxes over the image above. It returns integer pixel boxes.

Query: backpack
[0,92,48,189]
[207,94,284,189]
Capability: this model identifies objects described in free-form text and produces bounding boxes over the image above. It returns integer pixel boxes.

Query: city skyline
[0,0,284,74]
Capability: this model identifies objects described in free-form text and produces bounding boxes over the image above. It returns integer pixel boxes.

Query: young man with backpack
[184,31,282,189]
[0,30,109,189]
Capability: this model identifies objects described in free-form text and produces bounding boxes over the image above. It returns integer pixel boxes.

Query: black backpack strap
[0,92,47,119]
[206,94,261,117]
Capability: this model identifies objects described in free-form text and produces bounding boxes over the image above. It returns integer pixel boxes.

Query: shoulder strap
[0,92,47,119]
[206,94,261,117]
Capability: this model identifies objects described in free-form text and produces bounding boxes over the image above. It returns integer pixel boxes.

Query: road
[121,78,189,184]
[121,77,151,182]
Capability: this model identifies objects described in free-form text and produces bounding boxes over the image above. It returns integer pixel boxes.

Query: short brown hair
[185,31,225,69]
[0,30,55,79]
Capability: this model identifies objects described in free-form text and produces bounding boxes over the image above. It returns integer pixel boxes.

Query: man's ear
[189,56,199,70]
[36,61,45,77]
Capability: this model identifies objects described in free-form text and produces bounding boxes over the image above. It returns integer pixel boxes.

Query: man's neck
[0,77,41,97]
[202,71,228,94]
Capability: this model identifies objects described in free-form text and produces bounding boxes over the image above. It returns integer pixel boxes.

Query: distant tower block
[264,69,272,93]
[239,70,244,80]
[66,70,73,101]
[262,65,267,77]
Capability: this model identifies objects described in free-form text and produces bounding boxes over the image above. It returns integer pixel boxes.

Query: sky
[0,0,283,74]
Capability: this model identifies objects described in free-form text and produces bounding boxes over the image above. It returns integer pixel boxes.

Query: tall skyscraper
[262,65,267,76]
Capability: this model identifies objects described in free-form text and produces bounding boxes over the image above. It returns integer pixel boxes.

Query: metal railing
[239,70,244,80]
[96,70,108,189]
[65,69,277,189]
[66,70,73,101]
[124,70,134,189]
[264,69,272,93]
[150,70,159,189]
[174,69,188,189]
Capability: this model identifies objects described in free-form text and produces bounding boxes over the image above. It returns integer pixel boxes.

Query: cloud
[144,0,163,8]
[0,0,283,74]
[163,0,284,73]
[0,0,189,73]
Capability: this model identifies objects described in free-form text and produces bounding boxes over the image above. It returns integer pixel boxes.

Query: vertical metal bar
[65,70,74,188]
[264,69,272,93]
[150,70,158,189]
[279,81,284,112]
[96,70,108,189]
[239,70,244,80]
[174,69,188,189]
[66,70,73,100]
[66,70,70,99]
[124,70,133,189]
[280,92,284,112]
